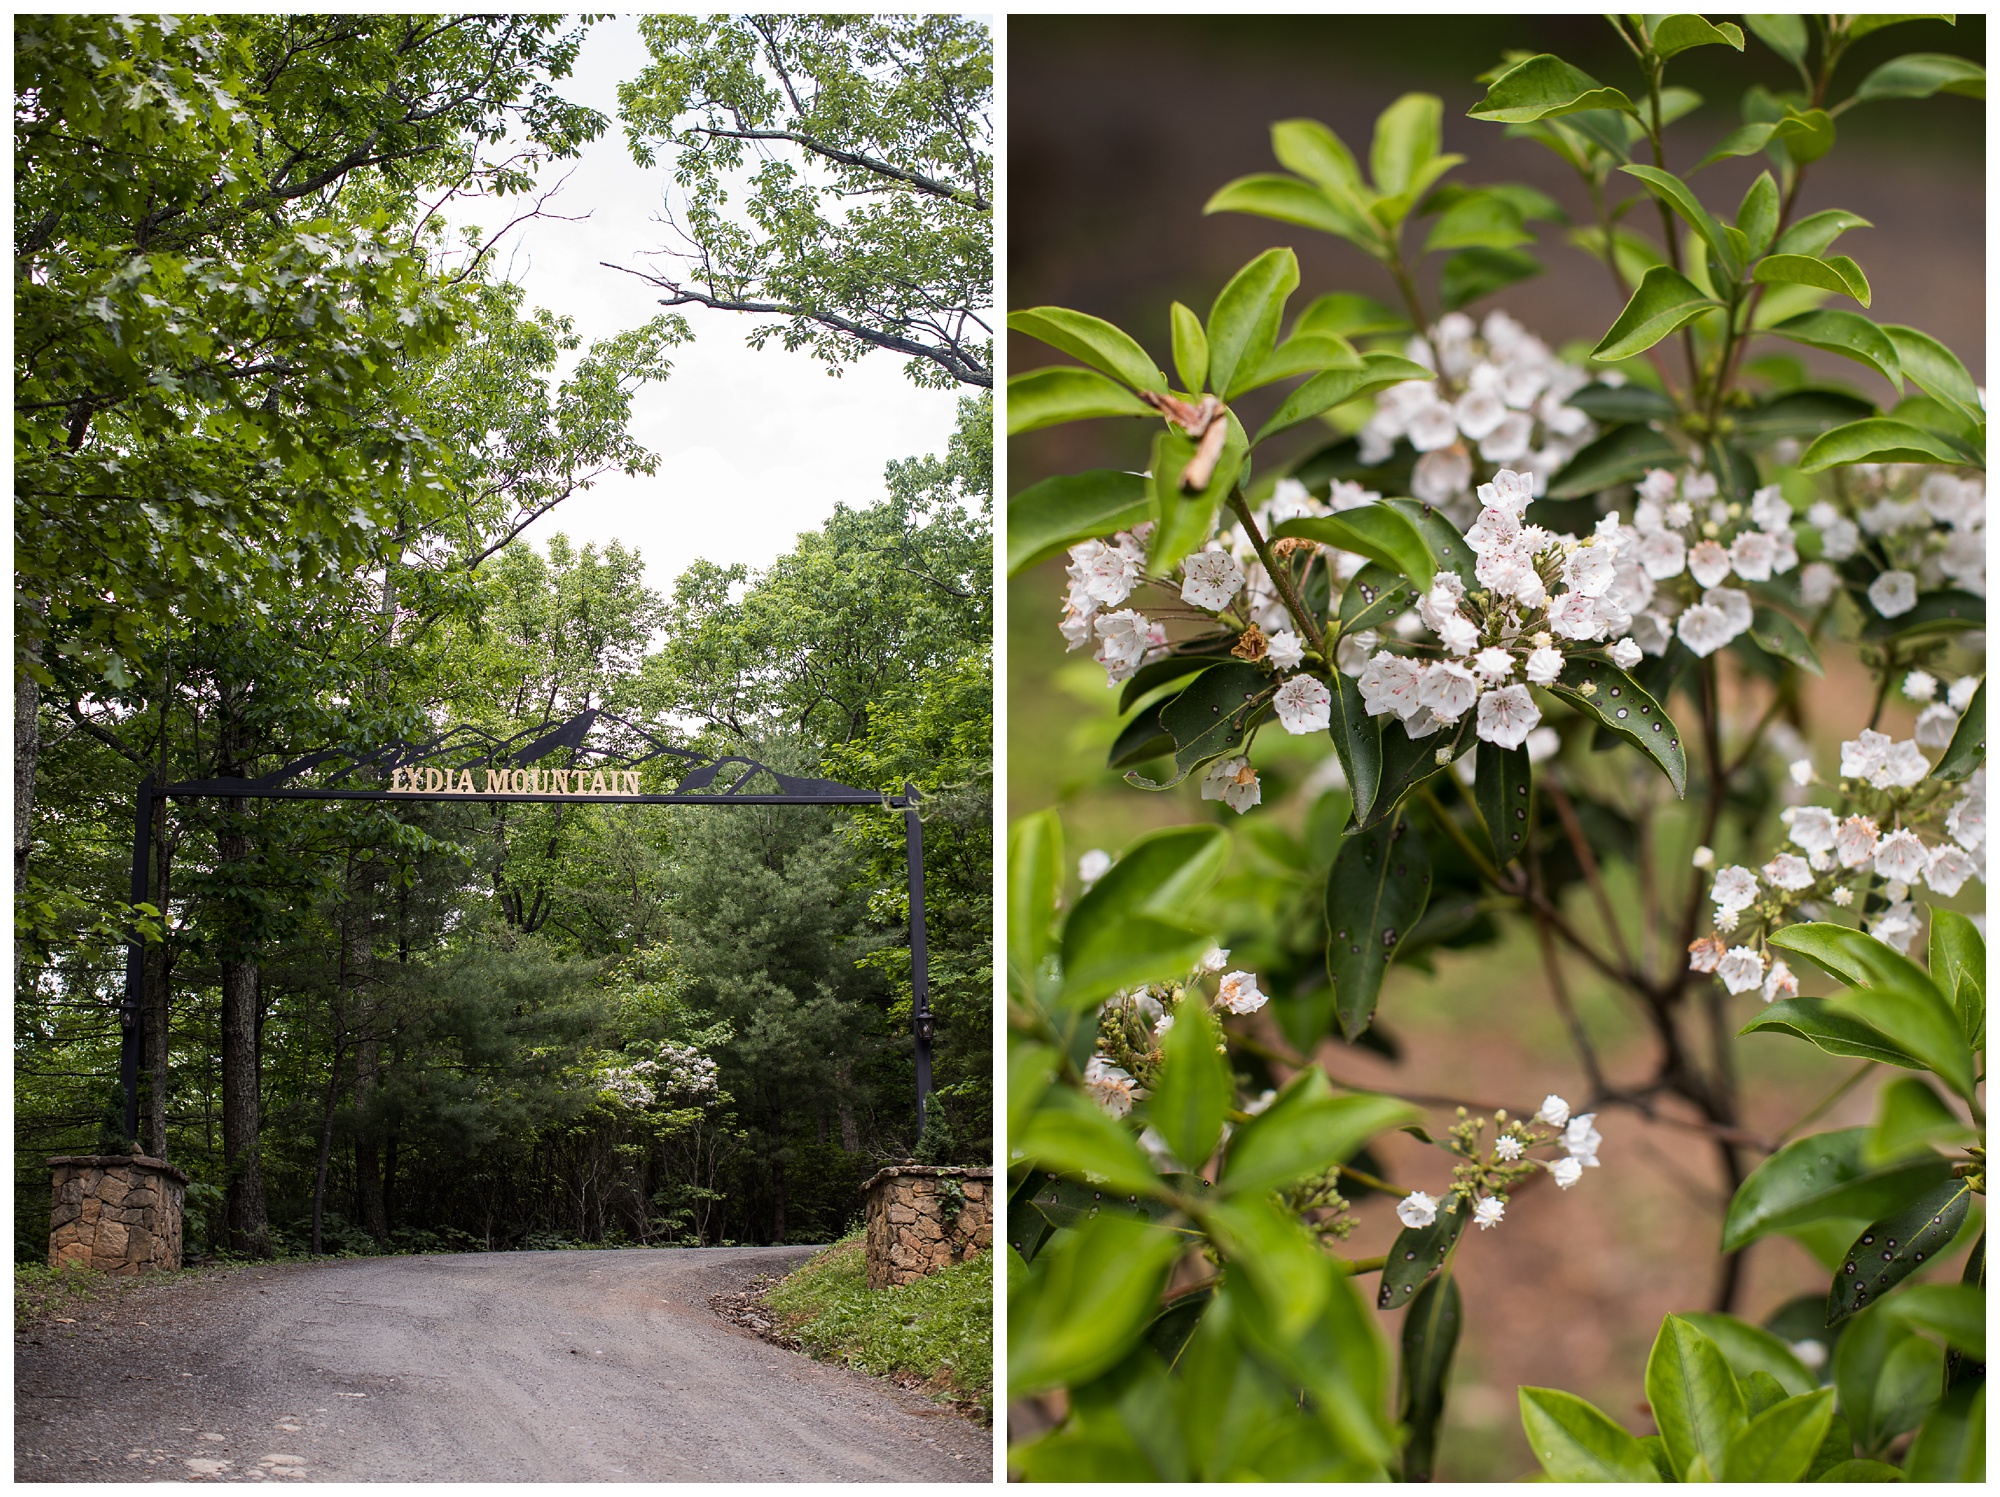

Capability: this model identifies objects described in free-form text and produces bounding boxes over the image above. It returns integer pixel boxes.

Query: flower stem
[1227,488,1326,658]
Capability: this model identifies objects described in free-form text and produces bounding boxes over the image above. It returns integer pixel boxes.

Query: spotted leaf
[1549,658,1686,796]
[1827,1180,1974,1327]
[1377,1198,1466,1308]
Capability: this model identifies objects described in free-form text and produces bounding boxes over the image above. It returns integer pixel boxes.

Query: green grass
[764,1233,993,1421]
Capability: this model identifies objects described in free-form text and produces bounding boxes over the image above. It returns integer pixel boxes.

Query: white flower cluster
[1902,671,1982,749]
[1355,469,1653,753]
[1797,466,1986,616]
[1393,1093,1602,1236]
[1358,310,1598,519]
[1059,525,1171,686]
[601,1041,722,1110]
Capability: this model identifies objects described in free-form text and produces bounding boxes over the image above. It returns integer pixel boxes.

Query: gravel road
[15,1247,990,1482]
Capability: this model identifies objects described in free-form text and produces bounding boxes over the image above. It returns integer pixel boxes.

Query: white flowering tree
[1007,15,1982,1482]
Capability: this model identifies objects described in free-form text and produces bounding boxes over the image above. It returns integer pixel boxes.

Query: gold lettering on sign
[382,763,662,796]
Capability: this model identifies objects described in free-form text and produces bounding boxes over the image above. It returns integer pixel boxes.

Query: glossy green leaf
[1620,164,1741,276]
[1008,365,1154,435]
[1009,1045,1059,1155]
[1474,739,1532,867]
[1720,1388,1835,1482]
[1652,14,1745,57]
[1008,809,1063,990]
[1828,1180,1974,1326]
[1026,1172,1192,1234]
[1371,93,1443,198]
[1068,823,1229,933]
[1733,387,1877,441]
[1837,1301,1944,1453]
[1546,422,1683,496]
[1106,700,1172,771]
[1647,1314,1747,1479]
[1438,246,1542,311]
[1386,498,1477,587]
[1206,248,1300,401]
[1327,673,1384,828]
[1743,13,1808,65]
[1148,994,1230,1173]
[1879,1284,1984,1359]
[1146,424,1245,576]
[1879,324,1982,423]
[1519,1387,1662,1481]
[1769,310,1903,391]
[1754,253,1872,307]
[1678,1311,1818,1397]
[1202,1193,1330,1340]
[1859,585,1987,640]
[1326,812,1432,1040]
[1767,921,1942,998]
[1865,1077,1977,1166]
[1364,714,1475,833]
[1565,381,1678,424]
[1749,607,1824,675]
[1928,909,1984,1037]
[1722,1127,1954,1252]
[1736,171,1780,255]
[1170,301,1209,395]
[1469,54,1637,123]
[1222,1079,1420,1198]
[1743,1368,1790,1416]
[1829,984,1976,1104]
[1011,1087,1163,1198]
[1271,502,1436,589]
[1007,469,1151,575]
[1378,1200,1466,1309]
[1850,52,1985,105]
[1904,1381,1985,1482]
[1695,119,1809,172]
[1336,563,1420,639]
[1008,1211,1184,1396]
[1771,208,1872,259]
[1271,117,1366,197]
[1817,1457,1911,1480]
[1424,191,1531,252]
[1239,331,1361,390]
[1740,998,1917,1067]
[1009,306,1165,393]
[1548,658,1687,796]
[1251,351,1434,446]
[1399,1271,1462,1481]
[1777,106,1836,165]
[1592,264,1720,361]
[1800,418,1970,471]
[1204,173,1378,248]
[1126,662,1272,791]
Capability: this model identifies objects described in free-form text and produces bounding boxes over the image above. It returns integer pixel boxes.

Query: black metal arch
[120,708,935,1144]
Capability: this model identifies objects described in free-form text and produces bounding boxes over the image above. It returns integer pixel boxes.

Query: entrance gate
[118,706,935,1143]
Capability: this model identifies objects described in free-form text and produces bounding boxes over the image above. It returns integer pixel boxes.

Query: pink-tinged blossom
[1417,660,1481,721]
[1475,540,1535,598]
[1707,587,1753,639]
[1266,629,1306,672]
[1273,675,1333,734]
[1095,609,1164,684]
[1436,611,1481,656]
[1335,631,1375,676]
[1876,739,1929,790]
[1687,936,1726,973]
[1676,602,1734,658]
[1397,1191,1438,1229]
[1836,815,1880,869]
[1480,413,1535,463]
[1768,529,1799,575]
[1473,1195,1507,1229]
[1549,591,1607,641]
[1200,756,1262,815]
[1729,529,1777,581]
[1637,469,1680,505]
[1068,538,1141,607]
[1868,900,1923,955]
[1563,544,1618,597]
[1711,865,1760,914]
[1609,636,1643,670]
[1476,684,1541,750]
[1688,538,1732,588]
[1473,646,1515,682]
[1782,805,1840,855]
[1464,506,1522,555]
[1454,387,1509,440]
[1412,446,1473,505]
[1359,653,1423,720]
[1406,398,1459,452]
[1948,775,1985,852]
[1841,729,1891,782]
[1084,1056,1135,1117]
[1717,946,1767,995]
[1867,569,1918,618]
[1762,853,1815,892]
[1762,960,1798,1004]
[1682,470,1719,503]
[1873,828,1929,885]
[1217,970,1267,1015]
[1798,561,1840,606]
[1477,468,1536,517]
[1180,549,1246,611]
[1524,645,1563,685]
[1925,843,1980,897]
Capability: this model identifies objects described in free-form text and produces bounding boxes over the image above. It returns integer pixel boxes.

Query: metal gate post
[119,777,155,1148]
[902,784,934,1137]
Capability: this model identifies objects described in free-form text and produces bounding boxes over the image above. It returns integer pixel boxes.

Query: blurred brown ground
[1006,15,1984,1481]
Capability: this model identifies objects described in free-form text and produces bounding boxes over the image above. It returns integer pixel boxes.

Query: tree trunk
[311,1032,344,1257]
[139,797,172,1159]
[343,862,388,1243]
[14,636,40,991]
[220,945,269,1255]
[770,1157,787,1245]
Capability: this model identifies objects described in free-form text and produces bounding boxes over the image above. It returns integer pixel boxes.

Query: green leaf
[1864,1079,1977,1166]
[1836,1301,1944,1453]
[1653,15,1745,58]
[1207,248,1300,400]
[1592,264,1721,361]
[1437,246,1542,311]
[1565,381,1678,424]
[1201,1193,1330,1340]
[1547,422,1682,496]
[1474,739,1532,867]
[1371,93,1443,198]
[1251,352,1434,446]
[1722,1128,1955,1252]
[1007,469,1152,575]
[1008,809,1063,991]
[1828,985,1976,1105]
[1423,191,1531,252]
[1361,714,1475,833]
[1223,1084,1421,1200]
[1469,55,1638,123]
[1295,291,1409,339]
[1736,172,1780,255]
[1009,306,1166,393]
[1239,331,1361,390]
[1148,994,1231,1172]
[1828,1181,1975,1326]
[1733,387,1878,441]
[1816,1457,1911,1480]
[1204,173,1378,248]
[1859,586,1988,640]
[1740,997,1920,1068]
[1743,14,1808,66]
[1170,302,1209,395]
[1721,1388,1836,1482]
[1008,1211,1184,1396]
[1011,1088,1163,1198]
[1647,1314,1748,1480]
[1772,209,1873,259]
[1904,1381,1984,1483]
[1620,164,1742,277]
[1878,1284,1985,1359]
[1328,673,1384,826]
[1378,1200,1467,1309]
[1146,424,1245,576]
[1778,106,1836,164]
[1325,812,1432,1041]
[1107,700,1172,771]
[1930,680,1985,784]
[1928,909,1984,1038]
[1848,15,1958,41]
[1271,117,1365,196]
[1126,662,1272,792]
[1800,416,1973,469]
[1696,119,1813,172]
[1060,824,1228,1004]
[1850,52,1985,105]
[1769,310,1903,392]
[1386,498,1478,588]
[1754,253,1872,307]
[1519,1386,1662,1482]
[1677,1312,1819,1397]
[1008,366,1155,435]
[1879,324,1983,423]
[1336,563,1422,639]
[1399,1272,1462,1481]
[1748,607,1824,675]
[1548,658,1687,796]
[1271,503,1436,590]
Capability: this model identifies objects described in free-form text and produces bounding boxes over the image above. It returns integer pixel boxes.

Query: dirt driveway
[16,1246,990,1482]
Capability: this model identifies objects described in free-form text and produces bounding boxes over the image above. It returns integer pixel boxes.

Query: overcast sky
[451,15,962,600]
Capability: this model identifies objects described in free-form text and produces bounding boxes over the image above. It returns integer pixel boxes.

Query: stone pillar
[48,1155,188,1274]
[861,1165,992,1290]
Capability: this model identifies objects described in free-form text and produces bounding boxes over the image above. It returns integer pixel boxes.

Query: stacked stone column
[48,1155,187,1273]
[861,1165,992,1289]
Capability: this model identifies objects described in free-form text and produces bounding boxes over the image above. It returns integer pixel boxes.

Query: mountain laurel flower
[1762,960,1799,1004]
[1798,561,1841,606]
[1524,645,1564,685]
[1782,805,1840,855]
[1476,683,1542,750]
[1200,756,1262,815]
[1687,936,1726,973]
[1761,853,1814,892]
[1397,1190,1439,1229]
[1710,865,1760,913]
[1713,907,1741,934]
[1867,569,1918,618]
[1836,815,1881,869]
[1819,516,1861,561]
[1691,845,1715,869]
[1477,467,1536,516]
[1634,528,1688,580]
[1201,946,1231,972]
[1472,646,1516,682]
[1903,669,1939,702]
[1675,601,1735,658]
[1729,529,1778,581]
[1840,729,1892,782]
[1750,484,1793,531]
[1084,1056,1135,1118]
[1925,843,1980,897]
[1535,1094,1571,1129]
[1181,549,1246,611]
[1915,704,1959,749]
[1078,849,1112,888]
[1831,886,1854,907]
[1472,1195,1506,1229]
[1418,660,1481,721]
[1549,590,1608,641]
[1608,636,1643,669]
[1868,900,1923,955]
[1217,970,1267,1015]
[1095,609,1164,684]
[1948,675,1980,712]
[1877,739,1929,790]
[1717,945,1768,995]
[1273,675,1333,734]
[1563,544,1617,597]
[1789,758,1815,786]
[1266,629,1306,671]
[1688,539,1732,588]
[1948,773,1985,852]
[1873,828,1929,885]
[1494,1135,1524,1162]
